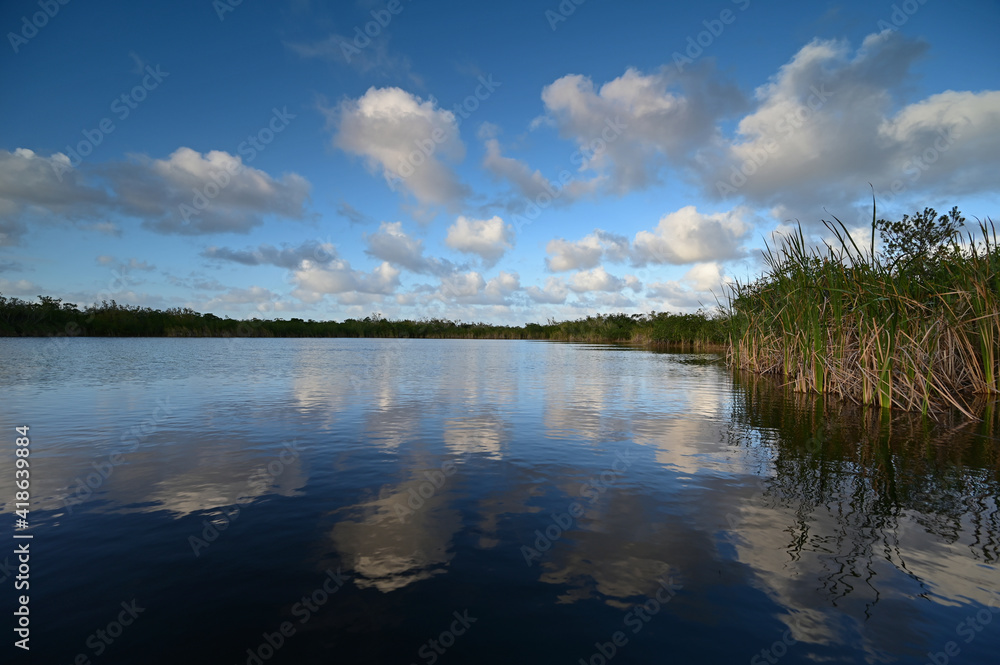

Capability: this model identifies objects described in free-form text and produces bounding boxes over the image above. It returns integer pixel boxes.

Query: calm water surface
[1,338,998,664]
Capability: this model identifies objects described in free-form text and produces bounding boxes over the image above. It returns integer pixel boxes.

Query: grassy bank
[727,206,999,416]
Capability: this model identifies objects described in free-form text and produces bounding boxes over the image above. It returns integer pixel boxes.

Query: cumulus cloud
[365,221,459,276]
[646,262,732,310]
[568,266,630,293]
[329,87,469,207]
[337,201,376,226]
[106,148,311,235]
[525,277,569,304]
[632,205,752,265]
[202,240,335,269]
[438,271,485,300]
[484,271,520,299]
[0,277,42,296]
[435,270,520,305]
[0,147,312,242]
[292,260,400,302]
[0,148,113,245]
[538,65,745,194]
[545,230,629,272]
[682,262,730,292]
[444,215,514,266]
[697,30,1000,222]
[203,286,284,312]
[479,133,605,212]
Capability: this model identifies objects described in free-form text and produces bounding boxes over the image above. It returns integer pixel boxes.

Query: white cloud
[569,266,626,293]
[698,31,1000,222]
[0,148,112,245]
[623,274,643,291]
[330,87,468,207]
[539,66,744,194]
[484,271,520,299]
[480,134,602,211]
[545,230,630,272]
[365,221,459,276]
[444,215,513,266]
[546,235,602,272]
[202,240,335,269]
[682,262,729,292]
[108,148,311,235]
[205,286,282,311]
[646,262,732,310]
[525,277,568,304]
[0,147,312,242]
[0,278,42,296]
[292,260,401,302]
[438,271,485,300]
[431,270,521,305]
[632,205,752,265]
[482,137,549,199]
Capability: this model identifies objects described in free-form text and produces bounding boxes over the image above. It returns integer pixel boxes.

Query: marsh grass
[727,208,1000,417]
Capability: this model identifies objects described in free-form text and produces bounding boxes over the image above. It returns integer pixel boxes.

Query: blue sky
[2,0,998,324]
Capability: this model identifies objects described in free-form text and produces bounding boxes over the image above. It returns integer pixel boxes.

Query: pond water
[1,338,998,664]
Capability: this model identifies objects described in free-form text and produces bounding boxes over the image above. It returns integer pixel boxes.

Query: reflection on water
[723,371,1000,655]
[0,338,997,664]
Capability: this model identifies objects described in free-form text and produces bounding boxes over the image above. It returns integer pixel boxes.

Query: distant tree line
[0,294,728,347]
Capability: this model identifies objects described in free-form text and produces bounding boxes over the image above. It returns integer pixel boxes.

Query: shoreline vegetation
[0,296,728,347]
[728,206,999,418]
[2,206,997,416]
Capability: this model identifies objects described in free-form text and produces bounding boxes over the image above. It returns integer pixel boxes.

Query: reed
[726,206,1000,416]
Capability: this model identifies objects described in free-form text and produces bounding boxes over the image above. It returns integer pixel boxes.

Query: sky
[1,0,998,324]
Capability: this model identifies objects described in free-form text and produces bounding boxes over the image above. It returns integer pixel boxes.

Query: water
[1,338,998,664]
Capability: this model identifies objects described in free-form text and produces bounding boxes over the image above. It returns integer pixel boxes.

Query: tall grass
[727,208,1000,416]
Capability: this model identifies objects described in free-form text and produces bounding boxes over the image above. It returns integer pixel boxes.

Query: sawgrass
[727,210,1000,417]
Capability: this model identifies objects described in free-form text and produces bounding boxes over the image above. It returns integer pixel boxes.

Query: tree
[875,206,964,277]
